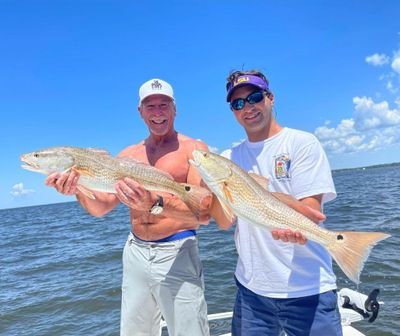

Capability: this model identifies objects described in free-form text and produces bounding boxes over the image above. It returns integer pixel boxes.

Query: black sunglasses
[230,91,266,111]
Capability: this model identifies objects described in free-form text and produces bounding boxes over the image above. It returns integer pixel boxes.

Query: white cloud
[366,49,400,95]
[317,46,400,155]
[392,53,400,75]
[315,119,356,140]
[365,53,390,66]
[208,146,219,153]
[232,139,245,147]
[353,96,400,129]
[315,97,400,154]
[195,138,218,153]
[10,183,35,198]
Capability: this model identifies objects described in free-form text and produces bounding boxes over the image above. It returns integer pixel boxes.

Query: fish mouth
[20,156,40,171]
[21,161,38,169]
[21,163,41,172]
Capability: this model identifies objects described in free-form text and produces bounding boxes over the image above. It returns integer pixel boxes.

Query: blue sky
[1,1,400,209]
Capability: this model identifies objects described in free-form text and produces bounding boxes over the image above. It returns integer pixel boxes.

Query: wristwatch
[150,195,164,215]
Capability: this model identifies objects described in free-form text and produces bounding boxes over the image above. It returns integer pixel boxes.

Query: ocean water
[1,165,399,336]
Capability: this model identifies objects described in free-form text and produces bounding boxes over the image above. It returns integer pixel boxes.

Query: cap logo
[151,80,162,90]
[234,77,249,86]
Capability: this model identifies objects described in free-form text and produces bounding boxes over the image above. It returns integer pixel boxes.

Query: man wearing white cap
[44,78,212,335]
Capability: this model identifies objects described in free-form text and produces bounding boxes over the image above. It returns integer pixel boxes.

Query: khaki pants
[120,233,210,336]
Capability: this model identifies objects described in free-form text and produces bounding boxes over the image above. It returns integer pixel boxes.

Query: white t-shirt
[221,127,337,298]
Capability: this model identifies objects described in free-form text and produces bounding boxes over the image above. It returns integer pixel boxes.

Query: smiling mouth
[151,118,167,125]
[244,112,260,120]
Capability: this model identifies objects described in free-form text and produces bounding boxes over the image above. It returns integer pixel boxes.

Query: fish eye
[203,152,208,157]
[34,153,39,158]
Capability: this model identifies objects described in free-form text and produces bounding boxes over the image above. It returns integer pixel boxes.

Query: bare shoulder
[117,142,145,158]
[178,133,208,155]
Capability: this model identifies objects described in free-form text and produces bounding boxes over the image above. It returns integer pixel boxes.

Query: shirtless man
[45,79,212,336]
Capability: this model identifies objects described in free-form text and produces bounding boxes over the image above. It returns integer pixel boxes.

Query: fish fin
[72,167,96,177]
[115,157,174,180]
[77,185,96,200]
[222,182,234,203]
[213,195,236,222]
[60,165,75,174]
[327,231,391,284]
[249,173,270,189]
[179,184,212,219]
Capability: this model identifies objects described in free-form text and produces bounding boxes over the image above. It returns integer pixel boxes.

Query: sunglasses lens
[230,91,265,110]
[231,99,245,110]
[247,92,264,104]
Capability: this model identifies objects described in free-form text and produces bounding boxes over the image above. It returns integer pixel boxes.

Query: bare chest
[128,148,190,183]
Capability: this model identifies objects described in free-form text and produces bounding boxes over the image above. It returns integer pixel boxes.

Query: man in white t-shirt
[221,70,342,336]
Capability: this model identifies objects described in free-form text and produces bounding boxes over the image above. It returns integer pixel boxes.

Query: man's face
[229,86,274,138]
[139,95,176,136]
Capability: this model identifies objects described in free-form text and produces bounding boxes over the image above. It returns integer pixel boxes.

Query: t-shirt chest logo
[274,153,291,179]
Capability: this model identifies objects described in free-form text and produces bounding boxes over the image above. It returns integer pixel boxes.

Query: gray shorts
[120,233,210,336]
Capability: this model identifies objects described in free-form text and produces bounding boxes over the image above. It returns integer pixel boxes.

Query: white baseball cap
[138,78,175,105]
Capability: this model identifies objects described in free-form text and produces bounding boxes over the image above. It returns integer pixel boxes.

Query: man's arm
[271,194,324,244]
[211,192,325,233]
[209,195,237,230]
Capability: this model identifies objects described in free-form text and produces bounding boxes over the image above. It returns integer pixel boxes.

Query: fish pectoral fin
[222,182,234,204]
[73,167,95,177]
[248,173,270,189]
[218,183,236,220]
[77,185,96,200]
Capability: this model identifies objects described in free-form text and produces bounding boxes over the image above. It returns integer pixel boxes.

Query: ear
[138,105,144,118]
[268,92,275,106]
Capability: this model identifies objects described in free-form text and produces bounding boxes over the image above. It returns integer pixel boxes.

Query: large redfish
[21,146,210,217]
[189,149,390,284]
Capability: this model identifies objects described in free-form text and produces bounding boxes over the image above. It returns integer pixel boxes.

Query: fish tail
[327,231,390,283]
[179,183,212,219]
